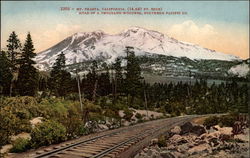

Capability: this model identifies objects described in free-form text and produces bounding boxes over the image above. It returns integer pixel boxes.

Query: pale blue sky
[1,1,249,58]
[2,1,249,26]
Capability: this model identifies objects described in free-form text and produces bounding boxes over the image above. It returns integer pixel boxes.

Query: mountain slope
[35,26,240,70]
[228,59,250,77]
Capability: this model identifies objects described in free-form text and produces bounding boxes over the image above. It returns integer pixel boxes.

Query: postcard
[0,1,249,158]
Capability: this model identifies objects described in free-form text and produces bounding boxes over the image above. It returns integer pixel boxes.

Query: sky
[1,1,249,59]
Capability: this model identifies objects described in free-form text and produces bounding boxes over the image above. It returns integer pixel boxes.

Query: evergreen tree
[98,72,111,96]
[17,32,39,96]
[49,52,72,97]
[6,31,22,96]
[0,51,13,95]
[124,46,143,105]
[113,57,124,95]
[84,60,99,101]
[38,72,49,92]
[97,63,111,96]
[6,31,22,70]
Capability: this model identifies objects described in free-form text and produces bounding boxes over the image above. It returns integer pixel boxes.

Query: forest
[0,32,248,153]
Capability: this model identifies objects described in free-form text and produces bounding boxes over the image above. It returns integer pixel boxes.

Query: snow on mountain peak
[120,26,165,40]
[35,27,240,71]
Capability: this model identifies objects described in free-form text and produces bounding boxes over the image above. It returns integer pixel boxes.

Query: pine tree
[17,32,39,96]
[124,46,143,105]
[6,31,22,96]
[6,31,22,69]
[97,63,111,96]
[49,52,72,97]
[113,57,124,94]
[84,60,99,101]
[0,51,13,95]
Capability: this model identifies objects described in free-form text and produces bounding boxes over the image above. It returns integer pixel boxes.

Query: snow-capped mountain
[35,26,240,70]
[228,59,250,78]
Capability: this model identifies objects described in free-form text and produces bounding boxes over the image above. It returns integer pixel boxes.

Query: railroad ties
[31,116,196,158]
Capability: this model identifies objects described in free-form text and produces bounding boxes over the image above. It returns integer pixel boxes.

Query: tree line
[1,32,248,115]
[0,32,38,96]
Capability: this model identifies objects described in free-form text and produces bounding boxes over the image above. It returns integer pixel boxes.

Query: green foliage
[104,108,119,119]
[157,135,166,147]
[203,114,238,129]
[123,109,134,121]
[0,96,45,118]
[125,46,143,105]
[17,33,39,96]
[39,98,69,119]
[219,114,236,127]
[30,120,66,148]
[113,57,124,98]
[63,116,86,139]
[82,100,102,123]
[58,100,86,138]
[49,52,73,97]
[0,51,13,96]
[6,31,22,68]
[135,113,142,120]
[10,138,30,153]
[0,108,18,146]
[203,116,219,129]
[0,97,41,146]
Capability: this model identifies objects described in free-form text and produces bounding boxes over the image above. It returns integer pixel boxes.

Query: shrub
[123,109,134,121]
[203,116,219,129]
[0,104,33,146]
[0,96,42,118]
[135,113,142,120]
[63,117,86,138]
[0,109,17,146]
[61,103,86,138]
[30,120,66,148]
[10,138,30,153]
[219,114,235,127]
[16,119,32,133]
[104,109,120,119]
[39,98,69,119]
[65,93,80,101]
[157,135,166,147]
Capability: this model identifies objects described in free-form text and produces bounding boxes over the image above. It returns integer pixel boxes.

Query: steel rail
[33,118,175,158]
[33,115,198,158]
[91,119,182,158]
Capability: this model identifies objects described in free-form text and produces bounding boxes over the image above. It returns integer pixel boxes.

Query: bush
[61,103,86,138]
[104,109,120,119]
[39,98,69,119]
[64,117,86,138]
[0,109,17,146]
[30,120,66,148]
[10,138,30,153]
[0,96,42,118]
[135,113,142,120]
[219,114,235,127]
[157,135,166,147]
[203,116,219,129]
[123,109,134,121]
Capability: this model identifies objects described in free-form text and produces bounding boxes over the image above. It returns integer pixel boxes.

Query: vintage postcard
[0,1,249,158]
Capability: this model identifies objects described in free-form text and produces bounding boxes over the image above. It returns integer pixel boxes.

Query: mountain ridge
[35,26,240,71]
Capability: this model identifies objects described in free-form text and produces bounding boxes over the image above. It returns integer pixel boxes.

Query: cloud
[167,20,249,59]
[18,24,82,53]
[168,20,218,42]
[36,24,81,52]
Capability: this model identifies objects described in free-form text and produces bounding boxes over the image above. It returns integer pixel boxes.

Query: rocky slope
[134,122,249,158]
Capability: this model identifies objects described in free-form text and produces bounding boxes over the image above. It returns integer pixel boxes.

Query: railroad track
[25,115,198,158]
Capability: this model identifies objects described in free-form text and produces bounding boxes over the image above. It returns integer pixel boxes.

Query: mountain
[228,59,250,78]
[35,26,240,71]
